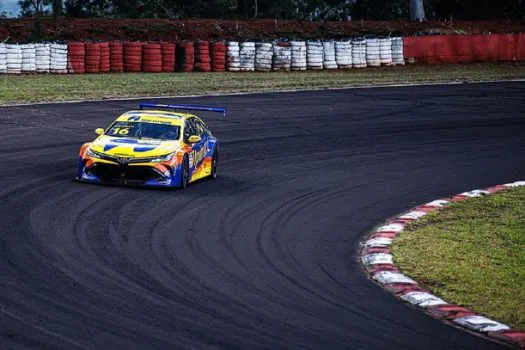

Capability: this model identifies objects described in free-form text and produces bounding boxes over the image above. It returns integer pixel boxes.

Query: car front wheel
[180,155,190,189]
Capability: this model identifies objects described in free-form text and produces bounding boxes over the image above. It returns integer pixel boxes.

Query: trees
[18,0,51,17]
[409,0,425,21]
[13,0,525,20]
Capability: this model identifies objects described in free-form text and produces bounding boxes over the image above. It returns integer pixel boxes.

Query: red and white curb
[360,180,525,348]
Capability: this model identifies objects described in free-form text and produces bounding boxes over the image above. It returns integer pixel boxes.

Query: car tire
[210,149,218,179]
[180,154,190,189]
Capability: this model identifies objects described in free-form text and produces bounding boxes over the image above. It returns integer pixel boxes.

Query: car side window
[184,118,196,142]
[196,120,209,136]
[194,119,207,137]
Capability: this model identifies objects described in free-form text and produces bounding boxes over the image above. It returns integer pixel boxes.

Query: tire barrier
[335,40,352,69]
[273,42,291,72]
[0,44,6,73]
[391,37,405,65]
[176,41,194,72]
[85,43,100,74]
[161,42,176,73]
[142,43,162,73]
[21,44,36,73]
[366,38,381,67]
[6,44,22,74]
[255,42,272,72]
[226,41,240,72]
[307,41,323,70]
[352,38,367,68]
[50,44,68,74]
[194,41,211,72]
[99,42,110,73]
[239,42,255,72]
[3,34,525,75]
[35,43,51,73]
[290,41,307,71]
[109,42,124,73]
[67,42,85,74]
[323,41,338,69]
[379,38,393,66]
[403,34,510,64]
[124,42,143,72]
[211,42,226,72]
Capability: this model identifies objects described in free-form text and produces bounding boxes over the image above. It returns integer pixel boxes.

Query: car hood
[90,136,181,157]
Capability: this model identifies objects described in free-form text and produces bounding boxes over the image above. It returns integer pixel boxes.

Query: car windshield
[106,121,180,140]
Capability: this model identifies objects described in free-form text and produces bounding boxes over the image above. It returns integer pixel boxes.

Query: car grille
[90,163,165,184]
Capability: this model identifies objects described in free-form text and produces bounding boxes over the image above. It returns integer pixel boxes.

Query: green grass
[1,63,524,104]
[392,187,525,330]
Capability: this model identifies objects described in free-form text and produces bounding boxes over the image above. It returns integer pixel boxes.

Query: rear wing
[139,102,226,117]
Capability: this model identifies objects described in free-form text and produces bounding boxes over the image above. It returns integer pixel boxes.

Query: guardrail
[0,34,524,74]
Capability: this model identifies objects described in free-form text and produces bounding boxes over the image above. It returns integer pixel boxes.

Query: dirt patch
[1,18,525,43]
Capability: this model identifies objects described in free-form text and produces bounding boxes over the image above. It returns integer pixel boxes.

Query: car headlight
[86,148,102,159]
[149,152,175,163]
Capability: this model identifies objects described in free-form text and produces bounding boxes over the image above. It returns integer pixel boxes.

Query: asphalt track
[0,82,524,350]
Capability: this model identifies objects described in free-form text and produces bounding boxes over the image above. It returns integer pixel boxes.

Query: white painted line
[374,271,417,285]
[398,211,427,220]
[361,253,394,266]
[376,223,404,233]
[363,237,393,248]
[400,292,447,307]
[454,315,510,333]
[423,199,449,207]
[459,190,489,197]
[504,181,525,187]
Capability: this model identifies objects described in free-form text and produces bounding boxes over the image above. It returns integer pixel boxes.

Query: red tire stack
[211,42,227,72]
[109,42,124,73]
[176,41,194,72]
[124,42,143,72]
[142,43,162,73]
[67,42,85,74]
[85,43,101,74]
[99,42,110,73]
[194,41,211,72]
[161,42,176,72]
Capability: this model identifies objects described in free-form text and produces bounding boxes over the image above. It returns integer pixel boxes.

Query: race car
[76,103,224,188]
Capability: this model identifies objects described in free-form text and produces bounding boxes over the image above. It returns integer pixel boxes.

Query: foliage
[14,0,525,20]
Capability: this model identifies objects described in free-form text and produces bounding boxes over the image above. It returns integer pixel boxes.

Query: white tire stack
[272,43,291,71]
[352,38,367,68]
[322,41,338,69]
[239,42,255,72]
[0,44,7,73]
[290,41,307,71]
[391,37,405,65]
[6,44,22,74]
[306,41,323,70]
[379,38,393,66]
[50,43,68,74]
[21,44,37,73]
[366,38,381,67]
[335,40,352,69]
[227,41,240,72]
[35,43,51,73]
[255,42,273,72]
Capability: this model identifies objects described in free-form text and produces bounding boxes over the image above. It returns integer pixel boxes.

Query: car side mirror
[188,135,201,143]
[95,128,104,135]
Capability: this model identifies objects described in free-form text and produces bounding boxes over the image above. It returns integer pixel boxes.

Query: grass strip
[392,187,525,330]
[1,63,524,104]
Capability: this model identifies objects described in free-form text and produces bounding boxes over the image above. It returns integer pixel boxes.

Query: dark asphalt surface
[0,82,524,350]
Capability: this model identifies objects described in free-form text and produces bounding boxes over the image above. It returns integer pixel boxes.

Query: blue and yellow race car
[76,103,224,188]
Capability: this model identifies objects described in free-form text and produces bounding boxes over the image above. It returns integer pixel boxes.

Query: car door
[185,117,206,172]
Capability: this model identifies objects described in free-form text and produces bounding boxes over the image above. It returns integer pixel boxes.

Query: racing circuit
[0,82,524,349]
